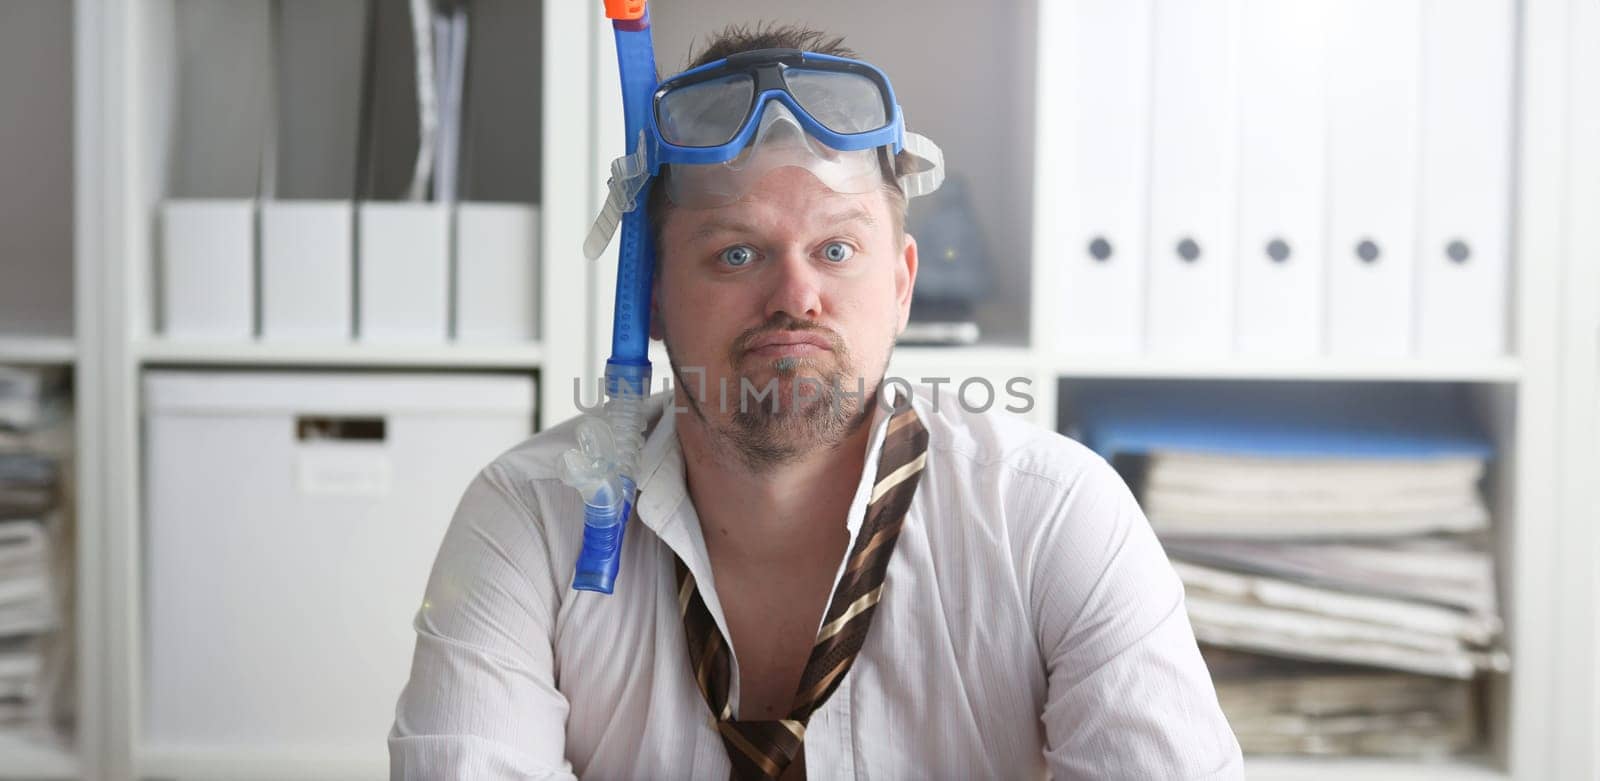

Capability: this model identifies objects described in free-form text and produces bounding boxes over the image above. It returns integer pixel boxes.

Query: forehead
[662,168,892,243]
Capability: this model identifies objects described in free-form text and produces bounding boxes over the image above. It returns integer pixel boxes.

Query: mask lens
[783,69,889,135]
[657,73,756,147]
[663,145,882,209]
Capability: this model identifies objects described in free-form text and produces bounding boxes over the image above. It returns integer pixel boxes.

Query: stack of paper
[1175,556,1505,679]
[0,632,46,728]
[1076,384,1503,757]
[0,454,59,522]
[1143,452,1489,537]
[1164,535,1498,616]
[1203,648,1478,757]
[1143,444,1507,678]
[0,366,70,737]
[0,522,56,638]
[0,367,68,433]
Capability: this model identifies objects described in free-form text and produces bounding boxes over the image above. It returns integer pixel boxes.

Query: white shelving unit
[0,733,80,780]
[1049,356,1525,383]
[136,340,546,371]
[0,338,78,365]
[1245,756,1509,781]
[70,0,593,778]
[0,0,98,778]
[0,0,1586,778]
[1022,0,1584,777]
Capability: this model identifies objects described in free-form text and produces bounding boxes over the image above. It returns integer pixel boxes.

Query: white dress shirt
[389,384,1244,779]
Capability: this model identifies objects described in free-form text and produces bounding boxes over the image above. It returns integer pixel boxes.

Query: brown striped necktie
[676,403,930,780]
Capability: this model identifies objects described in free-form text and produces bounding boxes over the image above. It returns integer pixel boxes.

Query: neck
[674,391,877,562]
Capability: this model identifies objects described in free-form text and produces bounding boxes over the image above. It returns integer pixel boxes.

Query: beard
[664,313,883,472]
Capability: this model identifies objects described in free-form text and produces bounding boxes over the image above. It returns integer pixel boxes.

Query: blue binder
[1074,383,1494,461]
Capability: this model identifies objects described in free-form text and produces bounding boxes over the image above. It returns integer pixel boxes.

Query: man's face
[652,166,918,467]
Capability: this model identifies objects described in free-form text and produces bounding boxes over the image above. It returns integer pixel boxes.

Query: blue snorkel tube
[564,0,656,594]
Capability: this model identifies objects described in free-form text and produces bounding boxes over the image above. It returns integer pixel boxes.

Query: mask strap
[897,132,945,199]
[584,131,652,260]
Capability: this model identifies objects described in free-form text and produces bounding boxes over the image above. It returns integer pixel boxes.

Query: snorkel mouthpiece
[563,419,630,592]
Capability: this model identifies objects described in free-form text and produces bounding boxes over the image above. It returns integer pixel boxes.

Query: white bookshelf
[135,748,385,781]
[0,733,79,781]
[4,0,1589,778]
[0,1,99,779]
[69,0,593,778]
[1244,756,1507,781]
[136,340,546,371]
[1049,355,1524,383]
[0,338,77,365]
[1022,0,1582,776]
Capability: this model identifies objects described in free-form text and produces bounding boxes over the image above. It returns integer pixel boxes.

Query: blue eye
[720,245,756,267]
[822,241,854,263]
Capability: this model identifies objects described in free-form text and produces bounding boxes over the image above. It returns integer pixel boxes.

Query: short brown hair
[647,22,908,257]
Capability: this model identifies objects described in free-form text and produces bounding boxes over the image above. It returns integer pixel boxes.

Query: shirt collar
[632,379,905,567]
[635,381,902,520]
[629,381,908,688]
[634,390,689,539]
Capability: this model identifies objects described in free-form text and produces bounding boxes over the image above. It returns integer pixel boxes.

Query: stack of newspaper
[1076,384,1504,758]
[0,367,71,738]
[1150,451,1507,680]
[1202,647,1480,757]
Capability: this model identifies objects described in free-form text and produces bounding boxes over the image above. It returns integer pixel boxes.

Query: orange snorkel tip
[604,0,646,21]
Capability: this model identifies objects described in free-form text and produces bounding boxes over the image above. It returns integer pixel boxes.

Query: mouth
[743,332,834,359]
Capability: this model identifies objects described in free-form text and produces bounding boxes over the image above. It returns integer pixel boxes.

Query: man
[390,23,1243,780]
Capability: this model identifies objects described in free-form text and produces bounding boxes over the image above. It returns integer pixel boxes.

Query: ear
[894,232,919,335]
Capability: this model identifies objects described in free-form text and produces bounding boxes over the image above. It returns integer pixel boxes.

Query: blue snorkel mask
[585,47,945,257]
[566,5,944,596]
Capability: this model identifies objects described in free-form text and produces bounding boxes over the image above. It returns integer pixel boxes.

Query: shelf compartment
[0,733,78,780]
[137,340,544,370]
[1245,756,1505,781]
[138,747,382,781]
[0,338,76,365]
[1052,355,1522,383]
[1056,377,1515,772]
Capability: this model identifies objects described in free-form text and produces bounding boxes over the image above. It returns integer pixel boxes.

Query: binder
[1056,0,1152,356]
[1416,0,1514,357]
[1146,0,1241,357]
[357,203,450,344]
[160,199,256,341]
[261,200,354,342]
[1075,383,1494,461]
[455,202,540,343]
[1324,0,1422,358]
[1234,0,1328,357]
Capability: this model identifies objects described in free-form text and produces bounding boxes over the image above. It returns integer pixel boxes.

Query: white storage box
[142,370,535,762]
[358,203,450,343]
[455,202,539,343]
[261,200,354,342]
[159,199,256,340]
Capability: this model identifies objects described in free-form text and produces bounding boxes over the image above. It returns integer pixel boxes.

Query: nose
[762,248,824,322]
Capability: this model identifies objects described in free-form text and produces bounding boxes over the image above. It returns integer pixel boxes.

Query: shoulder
[902,383,1151,598]
[486,392,673,485]
[484,408,593,485]
[454,394,672,554]
[904,383,1121,497]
